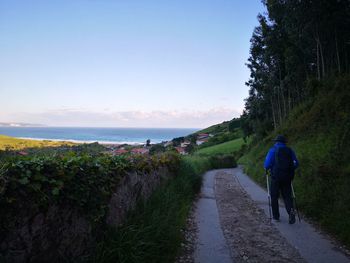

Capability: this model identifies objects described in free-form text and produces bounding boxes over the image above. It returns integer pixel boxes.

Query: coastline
[17,137,145,145]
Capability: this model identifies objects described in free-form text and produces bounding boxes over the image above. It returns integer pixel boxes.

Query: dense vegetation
[0,135,74,150]
[243,0,350,138]
[0,152,180,228]
[91,156,208,263]
[239,0,350,247]
[240,77,350,246]
[0,132,240,262]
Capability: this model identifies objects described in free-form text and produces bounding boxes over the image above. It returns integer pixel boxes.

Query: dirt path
[178,168,350,263]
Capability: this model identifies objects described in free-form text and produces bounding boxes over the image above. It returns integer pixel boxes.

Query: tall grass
[91,156,208,263]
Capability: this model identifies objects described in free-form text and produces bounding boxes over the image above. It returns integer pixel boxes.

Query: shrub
[210,154,237,169]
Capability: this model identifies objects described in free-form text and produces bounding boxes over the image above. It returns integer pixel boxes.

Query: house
[180,141,191,148]
[196,138,209,145]
[131,148,149,155]
[114,149,128,155]
[197,133,210,140]
[175,147,187,155]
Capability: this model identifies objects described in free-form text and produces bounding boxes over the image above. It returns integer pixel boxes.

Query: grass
[91,156,209,263]
[239,132,350,247]
[239,76,350,247]
[0,134,74,150]
[194,120,230,135]
[194,138,245,156]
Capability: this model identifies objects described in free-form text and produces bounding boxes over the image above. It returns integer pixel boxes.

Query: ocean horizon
[0,127,199,144]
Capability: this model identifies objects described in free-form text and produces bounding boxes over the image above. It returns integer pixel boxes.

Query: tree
[228,118,241,132]
[242,0,350,137]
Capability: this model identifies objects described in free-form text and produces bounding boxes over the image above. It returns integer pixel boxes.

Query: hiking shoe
[289,209,296,224]
[273,217,280,222]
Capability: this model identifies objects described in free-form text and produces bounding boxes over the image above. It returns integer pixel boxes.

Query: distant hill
[0,135,74,150]
[0,122,46,127]
[194,118,240,136]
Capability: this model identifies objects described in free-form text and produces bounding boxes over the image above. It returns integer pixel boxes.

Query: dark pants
[270,178,294,219]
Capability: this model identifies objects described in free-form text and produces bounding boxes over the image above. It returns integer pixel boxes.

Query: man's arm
[264,148,275,170]
[291,149,299,169]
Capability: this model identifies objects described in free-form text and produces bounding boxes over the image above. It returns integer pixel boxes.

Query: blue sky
[0,0,265,128]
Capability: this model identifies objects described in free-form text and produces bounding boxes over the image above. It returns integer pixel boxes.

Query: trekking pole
[291,183,301,222]
[265,170,272,221]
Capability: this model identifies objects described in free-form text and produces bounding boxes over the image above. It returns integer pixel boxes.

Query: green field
[194,137,245,156]
[0,134,75,150]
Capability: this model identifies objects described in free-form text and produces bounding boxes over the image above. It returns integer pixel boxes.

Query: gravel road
[176,168,350,263]
[215,170,305,263]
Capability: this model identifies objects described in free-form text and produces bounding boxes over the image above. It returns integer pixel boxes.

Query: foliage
[209,154,237,169]
[0,140,107,163]
[0,152,180,226]
[228,118,241,132]
[172,136,185,147]
[149,144,166,155]
[0,135,75,151]
[243,0,350,137]
[91,156,205,263]
[239,77,350,246]
[91,148,242,263]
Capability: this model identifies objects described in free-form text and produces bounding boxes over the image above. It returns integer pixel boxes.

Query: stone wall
[0,166,174,262]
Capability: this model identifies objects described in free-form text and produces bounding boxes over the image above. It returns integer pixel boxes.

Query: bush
[210,154,237,169]
[0,152,180,225]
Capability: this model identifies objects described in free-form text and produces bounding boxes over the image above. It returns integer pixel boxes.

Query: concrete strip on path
[224,167,350,263]
[194,170,233,263]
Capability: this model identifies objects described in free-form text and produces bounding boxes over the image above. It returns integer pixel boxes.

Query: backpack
[273,146,295,182]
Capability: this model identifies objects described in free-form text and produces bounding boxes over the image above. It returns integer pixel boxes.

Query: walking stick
[265,170,272,221]
[291,183,301,222]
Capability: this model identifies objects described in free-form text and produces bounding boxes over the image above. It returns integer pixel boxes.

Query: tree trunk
[270,96,277,130]
[318,38,326,78]
[276,86,283,125]
[335,33,341,73]
[316,41,321,80]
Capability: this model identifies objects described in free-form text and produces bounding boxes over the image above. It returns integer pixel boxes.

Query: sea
[0,127,198,145]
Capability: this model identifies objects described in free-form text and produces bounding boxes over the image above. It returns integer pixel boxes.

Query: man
[264,135,299,224]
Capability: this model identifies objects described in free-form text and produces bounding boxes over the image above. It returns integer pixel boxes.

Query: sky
[0,0,265,128]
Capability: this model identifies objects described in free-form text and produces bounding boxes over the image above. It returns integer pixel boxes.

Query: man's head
[274,135,287,143]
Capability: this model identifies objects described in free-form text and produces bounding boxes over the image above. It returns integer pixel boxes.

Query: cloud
[3,108,241,128]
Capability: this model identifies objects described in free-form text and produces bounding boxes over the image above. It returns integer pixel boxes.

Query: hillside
[239,76,350,246]
[194,118,240,135]
[194,138,245,156]
[0,135,74,151]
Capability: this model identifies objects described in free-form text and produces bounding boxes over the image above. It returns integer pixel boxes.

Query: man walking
[264,135,299,224]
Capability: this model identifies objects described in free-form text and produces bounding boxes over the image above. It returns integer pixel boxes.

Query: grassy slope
[194,138,245,156]
[239,76,350,246]
[194,121,230,135]
[0,135,74,150]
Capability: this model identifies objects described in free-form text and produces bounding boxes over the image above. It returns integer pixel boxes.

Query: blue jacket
[264,142,299,170]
